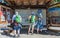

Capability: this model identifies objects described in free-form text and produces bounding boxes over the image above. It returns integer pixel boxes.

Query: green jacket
[30,15,35,23]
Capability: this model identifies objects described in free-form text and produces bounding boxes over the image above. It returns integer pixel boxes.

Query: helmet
[38,9,42,13]
[31,12,35,15]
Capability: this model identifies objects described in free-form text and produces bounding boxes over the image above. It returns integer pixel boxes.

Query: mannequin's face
[39,18,41,20]
[15,12,18,15]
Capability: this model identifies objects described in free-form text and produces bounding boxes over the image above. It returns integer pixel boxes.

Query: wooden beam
[48,3,60,8]
[14,0,22,5]
[5,0,12,5]
[38,0,45,5]
[23,0,29,5]
[5,0,51,9]
[30,0,37,5]
[12,5,46,9]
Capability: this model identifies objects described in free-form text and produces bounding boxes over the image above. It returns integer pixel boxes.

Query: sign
[48,7,60,12]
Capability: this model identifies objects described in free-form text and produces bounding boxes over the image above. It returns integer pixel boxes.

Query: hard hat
[31,12,35,15]
[38,9,42,13]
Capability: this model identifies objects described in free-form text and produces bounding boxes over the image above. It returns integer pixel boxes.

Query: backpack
[15,15,21,23]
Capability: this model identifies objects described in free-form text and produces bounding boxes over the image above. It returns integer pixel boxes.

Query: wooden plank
[0,5,11,9]
[48,26,60,31]
[38,0,45,5]
[51,24,60,27]
[6,0,48,6]
[45,0,51,3]
[23,0,29,5]
[14,0,22,5]
[49,3,60,8]
[30,0,37,5]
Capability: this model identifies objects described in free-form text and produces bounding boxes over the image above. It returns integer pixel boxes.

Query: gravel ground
[0,30,60,38]
[0,33,60,38]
